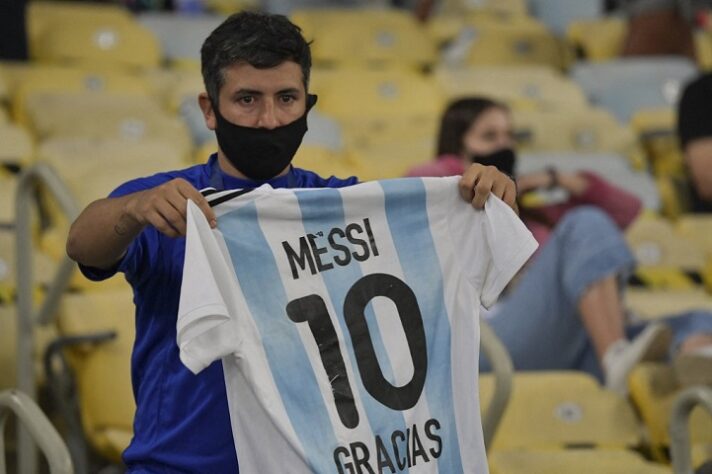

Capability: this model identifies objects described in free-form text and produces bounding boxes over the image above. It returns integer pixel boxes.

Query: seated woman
[407,97,712,394]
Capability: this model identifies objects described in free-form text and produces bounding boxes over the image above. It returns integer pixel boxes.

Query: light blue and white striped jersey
[178,177,537,474]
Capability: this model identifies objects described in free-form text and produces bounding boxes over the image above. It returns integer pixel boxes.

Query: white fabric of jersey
[177,177,537,474]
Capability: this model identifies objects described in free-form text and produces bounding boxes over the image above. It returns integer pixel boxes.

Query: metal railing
[15,163,79,474]
[0,389,73,474]
[479,319,514,450]
[670,385,712,474]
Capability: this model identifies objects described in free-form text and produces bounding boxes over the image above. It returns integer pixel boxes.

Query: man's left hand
[459,163,518,212]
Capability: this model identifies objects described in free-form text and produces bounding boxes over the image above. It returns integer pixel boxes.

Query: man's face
[201,60,307,130]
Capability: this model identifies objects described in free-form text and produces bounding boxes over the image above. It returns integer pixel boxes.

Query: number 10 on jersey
[286,273,428,429]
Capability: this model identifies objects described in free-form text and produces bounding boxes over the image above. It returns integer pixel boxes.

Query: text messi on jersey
[281,218,380,280]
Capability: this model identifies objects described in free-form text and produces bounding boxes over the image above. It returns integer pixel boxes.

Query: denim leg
[480,207,637,381]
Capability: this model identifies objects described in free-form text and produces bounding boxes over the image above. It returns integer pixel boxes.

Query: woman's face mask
[469,147,517,176]
[213,94,317,180]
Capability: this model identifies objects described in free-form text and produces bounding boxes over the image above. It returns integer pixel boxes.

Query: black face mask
[470,147,517,176]
[213,94,317,181]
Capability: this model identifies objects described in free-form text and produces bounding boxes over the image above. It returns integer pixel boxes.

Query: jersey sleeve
[177,200,243,374]
[448,194,538,309]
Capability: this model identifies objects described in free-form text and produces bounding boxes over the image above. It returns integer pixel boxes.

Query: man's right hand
[124,178,217,238]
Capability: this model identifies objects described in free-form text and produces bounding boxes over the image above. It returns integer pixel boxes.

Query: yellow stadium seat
[27,1,133,56]
[479,372,642,451]
[291,9,437,69]
[293,145,363,180]
[513,107,637,156]
[10,65,153,126]
[347,136,436,181]
[676,215,712,258]
[626,213,706,272]
[0,173,16,225]
[36,136,189,210]
[54,287,136,463]
[33,21,161,70]
[628,363,712,467]
[203,0,257,15]
[489,449,670,474]
[316,68,444,126]
[695,29,712,70]
[0,67,8,104]
[438,0,528,18]
[0,228,58,296]
[566,17,626,61]
[0,124,34,167]
[626,288,712,320]
[0,304,59,391]
[442,17,566,70]
[433,65,588,111]
[630,107,675,138]
[26,92,192,153]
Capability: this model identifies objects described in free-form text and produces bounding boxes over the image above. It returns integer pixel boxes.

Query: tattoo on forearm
[114,213,131,236]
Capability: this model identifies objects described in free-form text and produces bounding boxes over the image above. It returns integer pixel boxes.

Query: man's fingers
[155,200,188,236]
[177,181,217,228]
[145,210,180,238]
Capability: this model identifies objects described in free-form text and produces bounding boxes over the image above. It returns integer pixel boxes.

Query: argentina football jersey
[177,177,537,473]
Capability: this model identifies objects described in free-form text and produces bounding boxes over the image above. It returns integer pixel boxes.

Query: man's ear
[198,92,217,131]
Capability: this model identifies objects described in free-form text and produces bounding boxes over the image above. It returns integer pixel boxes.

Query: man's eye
[280,95,296,103]
[238,96,254,105]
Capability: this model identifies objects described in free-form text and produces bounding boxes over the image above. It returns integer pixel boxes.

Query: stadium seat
[0,173,16,225]
[26,92,192,153]
[676,215,712,258]
[439,16,567,69]
[489,449,669,474]
[480,371,642,451]
[316,67,444,130]
[571,57,698,123]
[10,65,153,126]
[628,363,712,467]
[436,0,528,18]
[626,288,712,321]
[0,228,58,297]
[27,1,134,57]
[528,0,604,36]
[33,20,162,70]
[52,287,136,463]
[516,152,661,210]
[137,13,225,65]
[512,107,638,157]
[36,136,189,209]
[625,213,706,271]
[0,67,8,104]
[433,65,588,111]
[0,304,59,392]
[566,17,626,61]
[290,8,437,69]
[293,145,362,181]
[695,29,712,70]
[0,124,34,167]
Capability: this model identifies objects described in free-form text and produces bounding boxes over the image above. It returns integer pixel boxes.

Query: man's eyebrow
[232,87,302,96]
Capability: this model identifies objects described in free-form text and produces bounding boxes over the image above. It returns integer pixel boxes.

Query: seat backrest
[57,287,137,462]
[434,65,588,111]
[33,21,161,70]
[479,371,643,451]
[291,8,437,69]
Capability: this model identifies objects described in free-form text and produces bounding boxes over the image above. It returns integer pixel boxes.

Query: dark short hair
[678,72,712,150]
[436,97,506,157]
[201,11,312,103]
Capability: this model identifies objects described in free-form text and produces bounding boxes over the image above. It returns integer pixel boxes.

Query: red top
[406,155,642,248]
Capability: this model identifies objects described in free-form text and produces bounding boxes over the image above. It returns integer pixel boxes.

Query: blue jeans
[479,206,712,381]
